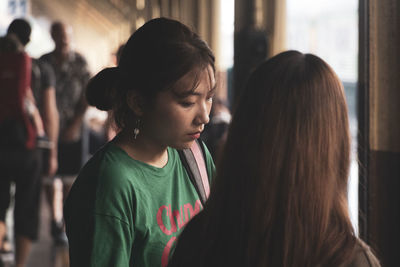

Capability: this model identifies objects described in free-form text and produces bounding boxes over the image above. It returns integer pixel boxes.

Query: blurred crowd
[0,18,105,267]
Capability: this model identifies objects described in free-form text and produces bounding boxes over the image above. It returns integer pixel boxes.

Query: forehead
[171,65,215,96]
[52,24,71,37]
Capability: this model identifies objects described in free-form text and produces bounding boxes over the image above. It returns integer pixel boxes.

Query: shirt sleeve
[88,213,134,266]
[66,157,136,267]
[39,61,56,89]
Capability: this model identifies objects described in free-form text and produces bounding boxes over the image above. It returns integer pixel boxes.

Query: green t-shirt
[64,141,215,267]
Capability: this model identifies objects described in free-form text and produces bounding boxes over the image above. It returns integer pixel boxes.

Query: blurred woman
[168,50,380,267]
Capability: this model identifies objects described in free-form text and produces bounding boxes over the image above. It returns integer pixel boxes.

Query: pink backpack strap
[190,140,210,199]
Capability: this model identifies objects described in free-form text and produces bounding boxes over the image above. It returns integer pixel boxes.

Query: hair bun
[86,67,118,111]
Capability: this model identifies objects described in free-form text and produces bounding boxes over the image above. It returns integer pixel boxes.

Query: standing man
[0,18,59,267]
[40,21,90,245]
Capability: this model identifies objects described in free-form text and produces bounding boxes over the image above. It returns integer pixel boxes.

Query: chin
[170,140,195,150]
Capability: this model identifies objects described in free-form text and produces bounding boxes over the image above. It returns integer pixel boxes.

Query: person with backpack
[168,51,381,267]
[63,17,216,267]
[0,19,46,267]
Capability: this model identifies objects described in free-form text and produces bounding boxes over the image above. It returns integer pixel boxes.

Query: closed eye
[180,101,195,108]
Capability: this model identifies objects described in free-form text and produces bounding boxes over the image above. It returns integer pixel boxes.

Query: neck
[114,130,168,168]
[54,47,69,61]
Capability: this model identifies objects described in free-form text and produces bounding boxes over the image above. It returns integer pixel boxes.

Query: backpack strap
[178,139,210,205]
[190,140,210,199]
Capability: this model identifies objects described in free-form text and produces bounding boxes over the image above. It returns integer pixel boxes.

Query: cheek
[155,108,189,130]
[170,109,193,127]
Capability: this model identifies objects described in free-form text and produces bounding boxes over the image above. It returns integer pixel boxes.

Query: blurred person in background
[0,18,53,267]
[200,97,231,161]
[40,21,90,246]
[31,46,59,180]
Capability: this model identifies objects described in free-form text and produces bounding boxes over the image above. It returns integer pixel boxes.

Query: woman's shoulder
[346,238,381,267]
[76,142,142,188]
[67,143,139,218]
[82,143,126,174]
[90,142,141,170]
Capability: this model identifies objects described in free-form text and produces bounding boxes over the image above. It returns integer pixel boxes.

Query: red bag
[0,51,36,149]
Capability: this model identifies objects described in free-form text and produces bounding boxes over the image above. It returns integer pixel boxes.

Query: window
[286,0,359,233]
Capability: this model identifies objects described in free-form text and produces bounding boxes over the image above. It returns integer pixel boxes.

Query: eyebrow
[173,87,197,99]
[173,83,216,99]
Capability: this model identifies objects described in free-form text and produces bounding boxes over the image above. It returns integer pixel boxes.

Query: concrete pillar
[359,0,400,266]
[233,0,268,105]
[159,0,170,17]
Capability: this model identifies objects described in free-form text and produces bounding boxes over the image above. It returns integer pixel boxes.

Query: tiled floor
[27,192,69,267]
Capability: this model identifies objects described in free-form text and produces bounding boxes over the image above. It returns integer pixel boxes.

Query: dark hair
[115,44,125,64]
[50,21,65,37]
[86,17,215,129]
[170,50,356,267]
[7,18,31,46]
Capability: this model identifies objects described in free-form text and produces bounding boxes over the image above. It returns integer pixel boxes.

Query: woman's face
[140,65,215,150]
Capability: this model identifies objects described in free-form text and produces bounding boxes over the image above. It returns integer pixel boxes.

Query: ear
[127,91,144,116]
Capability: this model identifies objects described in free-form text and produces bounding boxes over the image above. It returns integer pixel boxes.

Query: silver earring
[133,119,140,139]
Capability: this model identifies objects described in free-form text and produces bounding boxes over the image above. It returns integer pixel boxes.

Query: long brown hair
[171,50,356,267]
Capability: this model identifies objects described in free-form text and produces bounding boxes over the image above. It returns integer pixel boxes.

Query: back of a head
[7,18,31,46]
[203,50,354,266]
[0,35,24,53]
[86,17,215,129]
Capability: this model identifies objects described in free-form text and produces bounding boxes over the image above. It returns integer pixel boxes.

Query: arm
[60,95,88,142]
[25,88,45,137]
[41,87,59,176]
[61,57,90,142]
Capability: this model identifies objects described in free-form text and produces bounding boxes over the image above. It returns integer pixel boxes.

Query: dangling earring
[133,119,140,139]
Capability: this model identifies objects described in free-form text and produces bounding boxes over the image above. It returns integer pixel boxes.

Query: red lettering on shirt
[161,236,176,267]
[156,205,177,235]
[158,200,203,265]
[183,200,202,224]
[173,206,184,229]
[157,200,202,235]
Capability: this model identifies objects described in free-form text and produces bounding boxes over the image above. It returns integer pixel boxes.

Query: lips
[188,132,201,139]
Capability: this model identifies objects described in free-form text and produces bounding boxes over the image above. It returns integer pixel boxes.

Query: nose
[194,102,210,126]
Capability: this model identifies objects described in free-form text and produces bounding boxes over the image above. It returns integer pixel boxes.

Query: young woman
[64,18,216,267]
[168,51,380,267]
